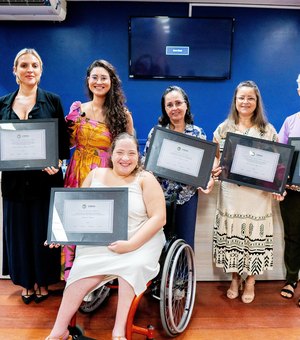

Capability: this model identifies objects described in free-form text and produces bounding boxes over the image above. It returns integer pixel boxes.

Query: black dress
[0,88,70,289]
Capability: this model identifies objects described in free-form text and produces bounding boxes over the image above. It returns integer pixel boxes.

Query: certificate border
[144,126,217,188]
[220,132,295,194]
[0,119,58,171]
[288,137,300,186]
[47,187,128,245]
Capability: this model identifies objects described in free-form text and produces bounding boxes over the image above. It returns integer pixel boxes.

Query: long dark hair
[158,85,194,126]
[85,59,128,138]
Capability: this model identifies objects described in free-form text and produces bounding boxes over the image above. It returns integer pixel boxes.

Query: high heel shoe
[227,277,243,299]
[35,286,49,303]
[21,289,35,305]
[45,330,71,340]
[242,279,255,303]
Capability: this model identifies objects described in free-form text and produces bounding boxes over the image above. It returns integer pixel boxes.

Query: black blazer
[0,88,70,200]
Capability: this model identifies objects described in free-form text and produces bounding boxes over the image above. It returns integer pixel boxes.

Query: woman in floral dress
[62,59,133,279]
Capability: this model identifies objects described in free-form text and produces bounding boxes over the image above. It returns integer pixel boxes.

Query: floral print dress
[62,101,112,280]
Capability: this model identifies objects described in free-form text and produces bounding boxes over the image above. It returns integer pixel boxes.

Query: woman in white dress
[212,81,284,304]
[46,133,166,340]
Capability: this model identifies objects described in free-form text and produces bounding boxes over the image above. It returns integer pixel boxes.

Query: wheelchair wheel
[79,284,111,313]
[160,239,196,337]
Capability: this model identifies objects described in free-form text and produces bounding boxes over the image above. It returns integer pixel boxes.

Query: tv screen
[129,16,234,80]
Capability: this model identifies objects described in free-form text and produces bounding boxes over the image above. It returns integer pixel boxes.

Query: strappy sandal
[280,282,297,299]
[241,279,255,304]
[227,276,243,299]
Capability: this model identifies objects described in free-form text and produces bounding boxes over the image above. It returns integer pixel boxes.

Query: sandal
[280,282,297,299]
[227,276,243,299]
[241,279,255,304]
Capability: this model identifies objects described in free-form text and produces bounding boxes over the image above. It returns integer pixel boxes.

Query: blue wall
[0,1,299,145]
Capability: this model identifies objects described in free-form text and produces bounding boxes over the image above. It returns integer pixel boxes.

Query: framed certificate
[144,126,217,188]
[0,119,58,171]
[287,137,300,185]
[47,187,128,245]
[220,132,295,194]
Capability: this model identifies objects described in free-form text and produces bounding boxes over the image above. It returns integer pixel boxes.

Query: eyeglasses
[165,100,185,110]
[89,75,110,83]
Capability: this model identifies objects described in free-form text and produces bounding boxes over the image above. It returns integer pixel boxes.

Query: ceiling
[67,0,300,10]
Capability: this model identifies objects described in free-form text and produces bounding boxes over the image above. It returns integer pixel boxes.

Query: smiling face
[13,53,42,87]
[88,66,111,98]
[235,86,257,119]
[164,90,187,126]
[111,137,139,177]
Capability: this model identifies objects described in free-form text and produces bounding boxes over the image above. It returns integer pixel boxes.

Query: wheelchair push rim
[160,239,196,336]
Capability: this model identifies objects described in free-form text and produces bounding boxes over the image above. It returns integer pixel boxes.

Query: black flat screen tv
[129,16,234,80]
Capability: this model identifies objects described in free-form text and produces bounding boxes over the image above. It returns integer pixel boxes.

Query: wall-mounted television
[129,16,234,80]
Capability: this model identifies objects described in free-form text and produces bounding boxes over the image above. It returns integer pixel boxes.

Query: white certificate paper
[157,139,204,177]
[63,199,114,233]
[231,145,280,182]
[0,129,46,161]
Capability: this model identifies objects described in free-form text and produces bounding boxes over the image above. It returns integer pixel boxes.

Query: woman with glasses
[62,60,134,280]
[143,85,215,249]
[212,80,284,304]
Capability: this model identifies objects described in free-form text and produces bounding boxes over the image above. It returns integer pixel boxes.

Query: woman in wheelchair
[46,133,166,340]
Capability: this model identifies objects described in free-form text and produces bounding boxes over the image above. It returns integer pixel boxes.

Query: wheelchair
[69,194,197,339]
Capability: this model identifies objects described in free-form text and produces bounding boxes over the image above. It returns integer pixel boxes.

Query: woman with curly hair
[62,60,134,280]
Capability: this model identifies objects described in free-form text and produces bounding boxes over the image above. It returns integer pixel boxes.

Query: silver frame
[144,126,217,188]
[47,187,128,245]
[220,132,295,194]
[0,119,58,170]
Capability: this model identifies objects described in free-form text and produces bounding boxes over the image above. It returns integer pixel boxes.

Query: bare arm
[108,171,166,253]
[125,109,134,135]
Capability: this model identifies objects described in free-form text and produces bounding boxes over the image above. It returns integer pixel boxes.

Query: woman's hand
[44,240,61,248]
[43,166,60,175]
[198,177,214,194]
[211,165,222,180]
[272,190,287,201]
[43,160,62,175]
[286,184,300,191]
[108,240,134,254]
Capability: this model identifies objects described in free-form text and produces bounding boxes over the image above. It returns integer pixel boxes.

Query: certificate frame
[287,137,300,185]
[220,132,295,194]
[144,126,217,188]
[47,187,128,245]
[0,119,58,171]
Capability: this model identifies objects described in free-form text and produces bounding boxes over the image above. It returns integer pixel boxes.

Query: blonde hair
[13,48,43,84]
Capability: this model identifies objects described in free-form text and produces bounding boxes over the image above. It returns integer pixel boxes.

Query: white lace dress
[66,171,166,295]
